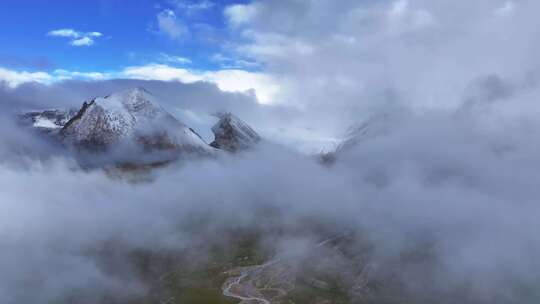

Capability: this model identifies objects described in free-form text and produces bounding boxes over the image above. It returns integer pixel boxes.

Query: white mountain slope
[320,113,401,164]
[210,112,261,152]
[19,109,77,131]
[61,87,214,155]
[336,114,394,153]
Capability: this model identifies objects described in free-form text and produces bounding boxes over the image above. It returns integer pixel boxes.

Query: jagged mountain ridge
[210,112,261,152]
[336,114,393,153]
[61,87,214,154]
[320,113,398,164]
[18,87,261,161]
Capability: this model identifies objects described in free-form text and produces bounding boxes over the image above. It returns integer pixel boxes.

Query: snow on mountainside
[61,87,214,155]
[18,109,77,131]
[16,88,263,167]
[210,112,261,152]
[320,114,398,164]
[336,114,394,153]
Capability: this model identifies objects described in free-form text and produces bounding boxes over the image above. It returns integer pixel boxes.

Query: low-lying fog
[1,79,539,303]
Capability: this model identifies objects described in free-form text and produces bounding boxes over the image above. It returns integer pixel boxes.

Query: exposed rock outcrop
[210,112,261,152]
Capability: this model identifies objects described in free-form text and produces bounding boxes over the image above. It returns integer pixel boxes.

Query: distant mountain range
[18,86,396,168]
[18,87,261,165]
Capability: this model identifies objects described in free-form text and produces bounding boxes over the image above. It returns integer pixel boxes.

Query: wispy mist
[1,89,540,302]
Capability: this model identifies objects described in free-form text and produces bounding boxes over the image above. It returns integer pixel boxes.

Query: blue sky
[0,0,250,72]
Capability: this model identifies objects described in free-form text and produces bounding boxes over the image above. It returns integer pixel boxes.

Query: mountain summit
[210,112,261,152]
[61,87,213,155]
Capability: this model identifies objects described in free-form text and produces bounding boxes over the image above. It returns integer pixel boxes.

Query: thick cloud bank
[1,85,540,303]
[225,0,540,145]
[2,0,540,303]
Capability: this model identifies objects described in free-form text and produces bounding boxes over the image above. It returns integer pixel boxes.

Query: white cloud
[71,37,94,46]
[238,32,315,60]
[203,69,280,104]
[170,0,215,13]
[121,64,201,82]
[387,0,433,31]
[120,63,279,104]
[0,61,279,104]
[156,9,188,40]
[224,3,259,27]
[211,53,260,69]
[47,29,80,38]
[0,67,110,88]
[0,68,53,88]
[214,0,540,140]
[495,1,516,17]
[158,53,192,65]
[47,28,104,47]
[52,69,108,81]
[388,0,409,17]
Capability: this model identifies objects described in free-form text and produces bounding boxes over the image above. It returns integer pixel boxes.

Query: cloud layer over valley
[2,1,540,303]
[1,77,540,303]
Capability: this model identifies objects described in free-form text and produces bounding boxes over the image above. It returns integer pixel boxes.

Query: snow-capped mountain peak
[61,87,214,155]
[210,112,261,152]
[99,87,162,121]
